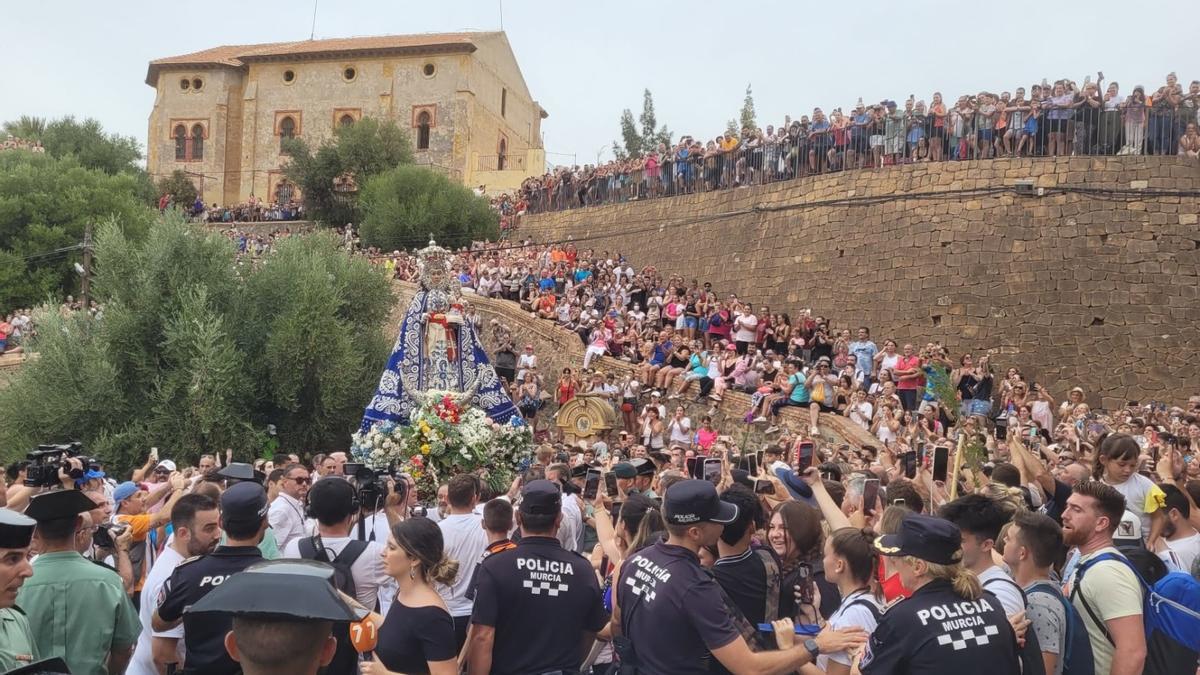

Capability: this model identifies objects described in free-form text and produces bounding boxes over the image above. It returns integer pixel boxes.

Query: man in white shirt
[732,309,758,354]
[940,494,1026,616]
[282,477,387,611]
[1156,483,1200,573]
[438,474,488,650]
[268,463,310,551]
[544,464,583,553]
[127,494,222,675]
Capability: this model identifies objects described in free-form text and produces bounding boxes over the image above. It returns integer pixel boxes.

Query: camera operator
[349,468,415,614]
[283,476,387,675]
[81,491,135,593]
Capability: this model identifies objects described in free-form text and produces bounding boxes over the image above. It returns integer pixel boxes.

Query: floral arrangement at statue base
[351,390,533,500]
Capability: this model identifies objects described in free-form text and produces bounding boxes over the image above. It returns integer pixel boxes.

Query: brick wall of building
[517,157,1200,409]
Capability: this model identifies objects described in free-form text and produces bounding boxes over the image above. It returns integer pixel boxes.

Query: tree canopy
[612,89,673,160]
[358,165,499,251]
[0,151,155,309]
[0,216,394,472]
[283,117,414,227]
[157,169,199,208]
[3,115,144,176]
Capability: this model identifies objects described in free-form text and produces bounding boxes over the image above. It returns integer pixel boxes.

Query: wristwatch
[803,638,821,661]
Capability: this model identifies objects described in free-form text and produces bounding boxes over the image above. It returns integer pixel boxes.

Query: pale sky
[2,0,1194,168]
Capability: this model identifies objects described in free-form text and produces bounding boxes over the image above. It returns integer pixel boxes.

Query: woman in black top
[350,518,459,675]
[953,353,994,418]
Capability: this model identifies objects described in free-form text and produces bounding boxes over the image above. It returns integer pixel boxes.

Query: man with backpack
[1061,481,1147,675]
[282,477,387,675]
[1003,510,1094,675]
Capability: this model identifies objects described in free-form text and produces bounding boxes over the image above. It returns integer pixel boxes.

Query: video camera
[24,442,96,488]
[343,462,399,510]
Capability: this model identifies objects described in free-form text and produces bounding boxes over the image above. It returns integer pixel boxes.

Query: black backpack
[298,535,368,598]
[298,536,369,675]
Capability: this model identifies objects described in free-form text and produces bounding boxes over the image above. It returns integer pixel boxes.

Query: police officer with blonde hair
[862,513,1020,674]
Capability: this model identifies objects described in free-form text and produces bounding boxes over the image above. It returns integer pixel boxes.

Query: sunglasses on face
[287,475,311,485]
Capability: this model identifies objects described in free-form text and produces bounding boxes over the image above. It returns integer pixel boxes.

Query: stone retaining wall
[517,157,1200,409]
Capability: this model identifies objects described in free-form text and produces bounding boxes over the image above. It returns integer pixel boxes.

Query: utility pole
[80,223,93,308]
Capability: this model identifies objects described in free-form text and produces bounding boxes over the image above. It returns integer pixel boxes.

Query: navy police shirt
[618,541,741,675]
[861,578,1019,675]
[471,535,607,675]
[156,545,264,675]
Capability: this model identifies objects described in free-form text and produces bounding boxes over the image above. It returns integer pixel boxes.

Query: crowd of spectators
[1,135,46,153]
[500,72,1200,213]
[3,225,1200,673]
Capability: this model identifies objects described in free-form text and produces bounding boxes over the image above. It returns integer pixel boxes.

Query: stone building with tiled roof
[145,31,547,207]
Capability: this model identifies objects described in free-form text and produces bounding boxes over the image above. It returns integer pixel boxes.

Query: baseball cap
[520,480,562,516]
[221,481,269,525]
[154,460,177,472]
[112,481,140,504]
[875,513,962,565]
[663,479,738,525]
[1114,510,1142,543]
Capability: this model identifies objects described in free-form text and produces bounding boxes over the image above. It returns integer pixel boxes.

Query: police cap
[631,458,655,478]
[221,481,269,526]
[0,508,36,549]
[186,569,358,622]
[24,489,97,523]
[216,462,266,485]
[663,479,738,525]
[875,513,962,565]
[612,462,637,479]
[519,479,562,516]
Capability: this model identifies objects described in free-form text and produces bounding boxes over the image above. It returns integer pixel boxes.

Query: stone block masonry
[518,157,1200,410]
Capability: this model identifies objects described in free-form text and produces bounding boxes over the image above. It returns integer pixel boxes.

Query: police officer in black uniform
[153,481,269,674]
[466,479,608,675]
[184,563,360,675]
[862,513,1020,675]
[614,479,867,675]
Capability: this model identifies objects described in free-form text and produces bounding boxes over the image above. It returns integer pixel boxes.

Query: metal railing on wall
[475,155,526,172]
[518,101,1200,214]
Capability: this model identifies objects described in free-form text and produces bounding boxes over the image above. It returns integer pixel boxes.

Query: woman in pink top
[695,416,718,452]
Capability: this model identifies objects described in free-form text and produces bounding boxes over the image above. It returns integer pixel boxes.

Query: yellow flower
[421,444,431,455]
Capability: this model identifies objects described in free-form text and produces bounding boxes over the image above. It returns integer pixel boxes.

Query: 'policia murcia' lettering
[915,597,995,626]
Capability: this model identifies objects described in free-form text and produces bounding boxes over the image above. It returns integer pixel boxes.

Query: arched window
[191,124,205,161]
[497,138,507,170]
[174,125,187,160]
[279,116,296,153]
[416,111,431,150]
[339,114,356,128]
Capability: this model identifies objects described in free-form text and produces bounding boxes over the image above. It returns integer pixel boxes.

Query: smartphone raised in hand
[796,442,815,472]
[604,472,619,499]
[862,478,880,517]
[932,446,949,483]
[703,458,722,485]
[583,469,601,500]
[903,451,917,479]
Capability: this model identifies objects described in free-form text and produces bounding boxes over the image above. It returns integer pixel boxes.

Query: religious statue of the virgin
[359,239,518,431]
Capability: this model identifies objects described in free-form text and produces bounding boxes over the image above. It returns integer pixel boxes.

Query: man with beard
[127,494,222,675]
[1061,481,1147,675]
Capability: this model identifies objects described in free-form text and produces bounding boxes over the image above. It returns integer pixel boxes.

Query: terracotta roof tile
[147,32,492,83]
